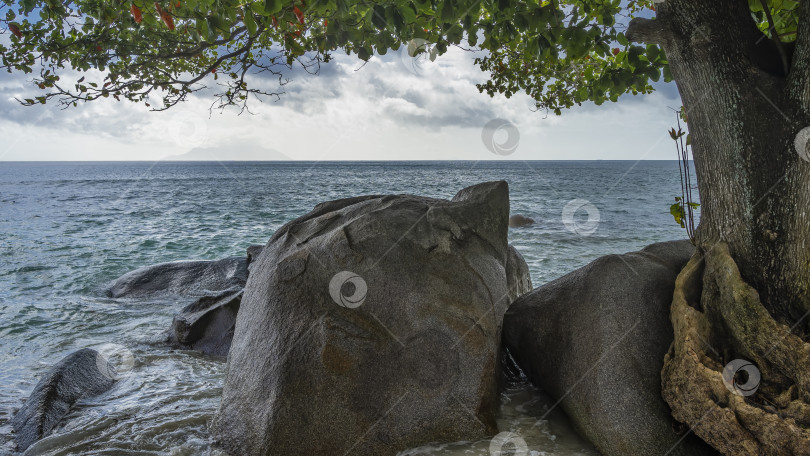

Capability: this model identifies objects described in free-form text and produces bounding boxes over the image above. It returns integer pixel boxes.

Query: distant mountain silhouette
[162,145,290,161]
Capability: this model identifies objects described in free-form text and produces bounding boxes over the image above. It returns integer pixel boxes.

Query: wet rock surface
[165,288,243,358]
[11,348,116,452]
[508,214,535,228]
[106,256,248,299]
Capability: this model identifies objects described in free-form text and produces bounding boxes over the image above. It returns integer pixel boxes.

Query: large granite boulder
[106,256,248,299]
[11,349,116,452]
[213,181,531,455]
[165,288,242,358]
[503,240,717,456]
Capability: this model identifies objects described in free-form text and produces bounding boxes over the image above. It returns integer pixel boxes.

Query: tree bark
[630,0,810,328]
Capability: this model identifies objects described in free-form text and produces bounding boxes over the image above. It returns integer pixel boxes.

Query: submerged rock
[165,288,242,358]
[11,349,116,452]
[213,181,531,455]
[508,214,535,228]
[503,240,717,456]
[106,256,248,299]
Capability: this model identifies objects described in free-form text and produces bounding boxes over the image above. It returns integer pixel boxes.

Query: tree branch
[788,0,810,108]
[759,0,790,76]
[626,17,668,45]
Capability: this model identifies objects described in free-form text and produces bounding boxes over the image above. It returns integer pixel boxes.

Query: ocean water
[0,161,698,455]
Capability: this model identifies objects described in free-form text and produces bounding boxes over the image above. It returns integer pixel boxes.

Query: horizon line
[0,159,691,163]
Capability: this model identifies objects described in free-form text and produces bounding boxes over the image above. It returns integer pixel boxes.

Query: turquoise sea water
[0,161,697,455]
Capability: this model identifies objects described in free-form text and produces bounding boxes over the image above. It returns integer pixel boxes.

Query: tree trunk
[627,1,810,453]
[631,0,810,327]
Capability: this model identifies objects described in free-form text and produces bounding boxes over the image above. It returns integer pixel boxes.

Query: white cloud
[0,45,683,161]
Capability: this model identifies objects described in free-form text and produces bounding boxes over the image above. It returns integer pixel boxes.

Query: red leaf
[293,6,304,24]
[130,4,143,23]
[154,4,175,30]
[8,24,22,39]
[162,13,175,30]
[612,47,620,56]
[272,16,278,28]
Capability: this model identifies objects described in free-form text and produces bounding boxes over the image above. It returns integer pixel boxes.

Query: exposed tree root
[661,243,810,455]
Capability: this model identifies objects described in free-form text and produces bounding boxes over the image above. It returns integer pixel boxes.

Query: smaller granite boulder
[506,245,533,302]
[503,240,718,456]
[106,256,248,299]
[508,214,535,228]
[165,288,242,358]
[12,349,116,452]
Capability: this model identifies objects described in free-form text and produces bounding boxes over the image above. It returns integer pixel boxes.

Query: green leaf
[372,5,388,30]
[670,202,686,228]
[20,0,36,14]
[244,11,258,36]
[441,1,456,23]
[399,3,417,23]
[646,44,660,62]
[265,0,283,15]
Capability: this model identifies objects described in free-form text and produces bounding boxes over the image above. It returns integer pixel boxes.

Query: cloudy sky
[0,43,683,161]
